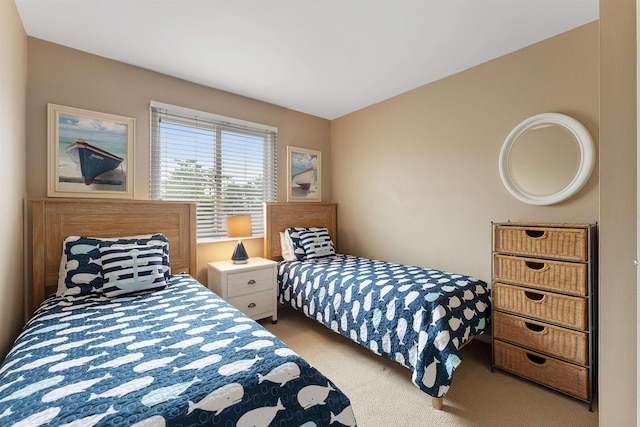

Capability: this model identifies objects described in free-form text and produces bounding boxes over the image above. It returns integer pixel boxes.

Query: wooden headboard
[263,202,337,260]
[31,198,197,314]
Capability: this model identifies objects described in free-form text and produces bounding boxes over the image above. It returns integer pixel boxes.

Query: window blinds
[150,101,277,240]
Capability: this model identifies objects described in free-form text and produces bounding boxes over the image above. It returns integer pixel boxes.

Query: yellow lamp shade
[226,215,252,238]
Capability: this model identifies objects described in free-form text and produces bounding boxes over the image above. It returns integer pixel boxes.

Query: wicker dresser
[491,222,597,409]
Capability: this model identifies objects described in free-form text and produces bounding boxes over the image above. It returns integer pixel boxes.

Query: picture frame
[47,104,135,198]
[287,146,321,202]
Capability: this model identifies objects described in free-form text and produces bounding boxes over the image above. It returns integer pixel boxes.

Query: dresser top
[493,222,594,228]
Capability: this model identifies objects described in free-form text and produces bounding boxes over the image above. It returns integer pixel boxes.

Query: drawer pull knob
[526,353,547,365]
[524,322,546,333]
[248,303,256,308]
[247,279,256,285]
[524,261,546,270]
[525,229,546,239]
[524,291,544,301]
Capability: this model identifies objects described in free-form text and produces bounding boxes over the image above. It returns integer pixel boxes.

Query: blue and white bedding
[0,275,356,427]
[278,254,491,399]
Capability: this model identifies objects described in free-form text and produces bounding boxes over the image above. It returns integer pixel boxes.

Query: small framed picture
[47,103,135,198]
[287,146,321,202]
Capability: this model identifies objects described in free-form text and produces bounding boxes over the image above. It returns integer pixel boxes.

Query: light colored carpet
[261,307,598,427]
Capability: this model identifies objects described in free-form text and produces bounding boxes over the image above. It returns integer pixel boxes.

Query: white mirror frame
[499,113,595,206]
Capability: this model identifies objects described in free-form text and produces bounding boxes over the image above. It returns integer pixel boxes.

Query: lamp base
[231,241,249,264]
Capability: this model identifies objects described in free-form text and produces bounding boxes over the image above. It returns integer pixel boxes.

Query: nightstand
[207,257,278,323]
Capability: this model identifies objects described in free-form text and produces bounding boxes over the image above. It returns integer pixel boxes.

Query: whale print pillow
[59,233,170,296]
[99,244,167,297]
[284,227,309,261]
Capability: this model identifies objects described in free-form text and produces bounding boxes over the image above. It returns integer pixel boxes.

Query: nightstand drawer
[229,290,274,319]
[227,269,274,298]
[207,257,278,323]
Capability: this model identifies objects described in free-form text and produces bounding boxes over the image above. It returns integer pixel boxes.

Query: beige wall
[600,0,637,425]
[0,0,27,358]
[331,23,599,283]
[332,12,639,424]
[25,39,331,284]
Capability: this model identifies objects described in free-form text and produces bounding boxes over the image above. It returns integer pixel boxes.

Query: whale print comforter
[278,254,491,399]
[0,275,356,427]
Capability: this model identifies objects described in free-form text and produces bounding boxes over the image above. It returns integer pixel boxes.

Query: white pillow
[279,232,296,262]
[284,228,308,260]
[57,244,68,295]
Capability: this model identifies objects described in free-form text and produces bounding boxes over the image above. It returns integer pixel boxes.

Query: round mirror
[499,113,595,205]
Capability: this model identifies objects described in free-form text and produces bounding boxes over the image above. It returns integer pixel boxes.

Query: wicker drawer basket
[493,311,588,365]
[494,225,588,261]
[493,283,587,330]
[493,254,587,296]
[494,340,589,400]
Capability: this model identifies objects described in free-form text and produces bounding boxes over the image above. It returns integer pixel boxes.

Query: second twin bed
[265,202,491,409]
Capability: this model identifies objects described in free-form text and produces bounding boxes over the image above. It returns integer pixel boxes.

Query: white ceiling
[15,0,598,120]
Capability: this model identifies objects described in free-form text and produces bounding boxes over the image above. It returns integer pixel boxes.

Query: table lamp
[227,215,252,264]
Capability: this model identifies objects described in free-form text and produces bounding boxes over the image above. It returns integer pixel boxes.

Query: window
[150,101,277,240]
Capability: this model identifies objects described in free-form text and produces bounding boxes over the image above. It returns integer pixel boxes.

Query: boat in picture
[65,138,124,185]
[293,167,315,190]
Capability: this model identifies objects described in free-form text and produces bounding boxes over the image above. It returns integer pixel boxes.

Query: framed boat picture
[287,146,321,202]
[47,104,135,198]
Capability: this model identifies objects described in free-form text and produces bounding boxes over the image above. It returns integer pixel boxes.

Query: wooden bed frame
[263,201,447,410]
[30,198,197,315]
[264,202,337,260]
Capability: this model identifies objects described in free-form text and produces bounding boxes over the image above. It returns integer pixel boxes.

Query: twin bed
[264,202,491,410]
[0,199,356,427]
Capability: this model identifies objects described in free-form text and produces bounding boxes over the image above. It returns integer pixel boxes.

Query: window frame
[149,101,277,242]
